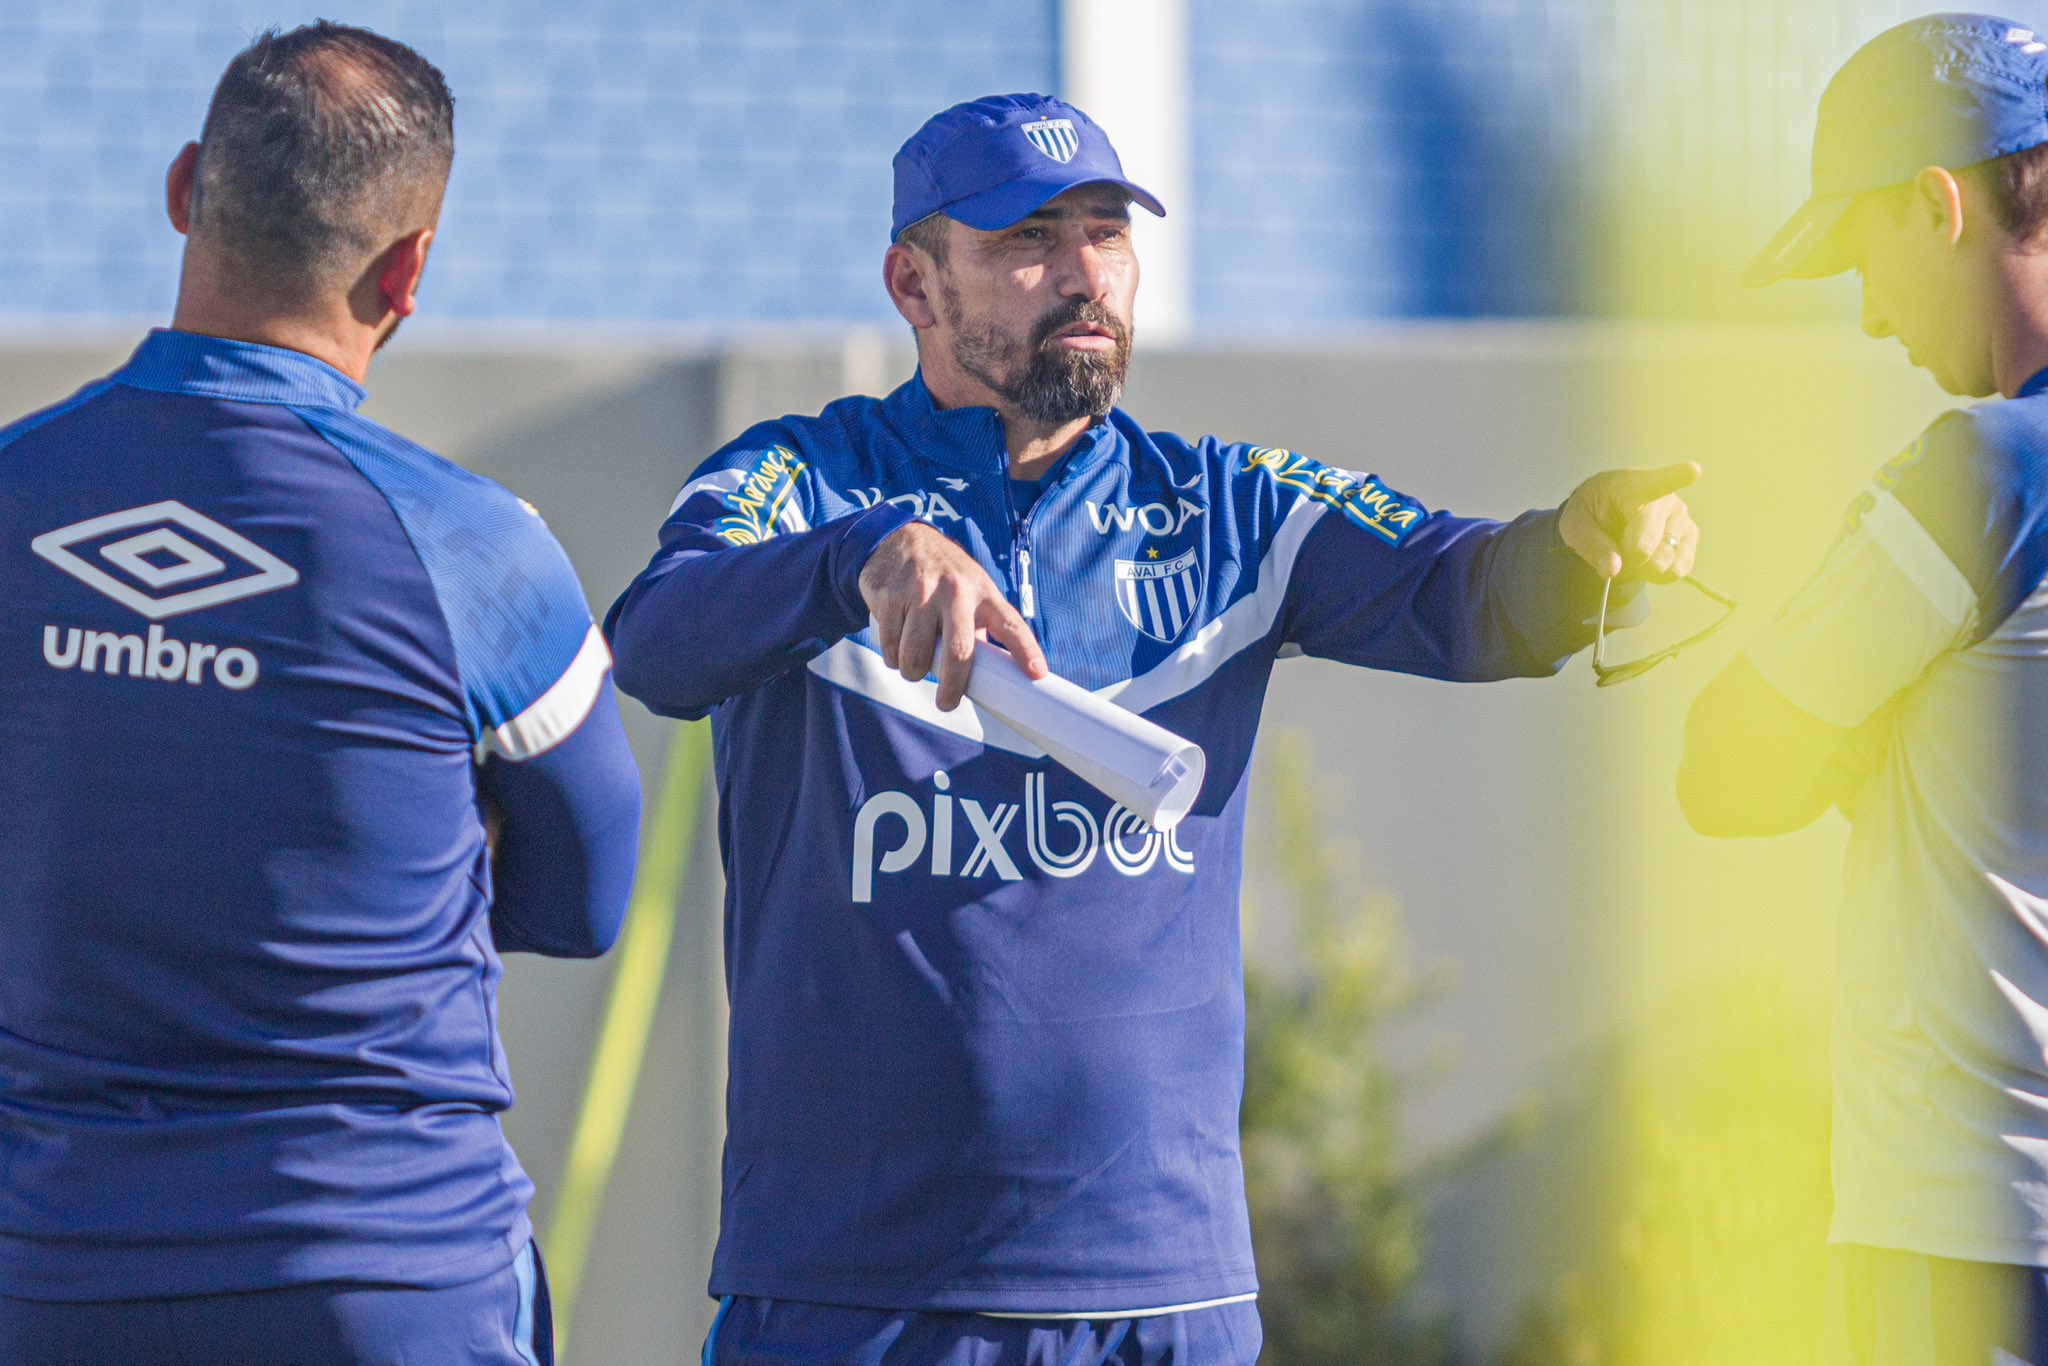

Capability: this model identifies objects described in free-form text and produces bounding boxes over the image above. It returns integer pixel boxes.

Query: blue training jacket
[0,331,643,1300]
[607,372,1608,1313]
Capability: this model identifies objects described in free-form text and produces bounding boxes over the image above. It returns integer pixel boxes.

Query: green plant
[1242,732,1525,1364]
[1496,970,1831,1366]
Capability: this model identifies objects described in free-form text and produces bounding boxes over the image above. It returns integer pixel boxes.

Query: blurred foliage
[1500,971,1832,1366]
[1242,733,1531,1364]
[1243,733,1834,1364]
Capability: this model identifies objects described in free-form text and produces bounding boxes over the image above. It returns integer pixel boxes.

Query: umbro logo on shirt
[30,501,298,692]
[31,500,299,620]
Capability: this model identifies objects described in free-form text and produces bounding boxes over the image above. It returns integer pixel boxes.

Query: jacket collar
[112,329,368,412]
[883,369,1122,478]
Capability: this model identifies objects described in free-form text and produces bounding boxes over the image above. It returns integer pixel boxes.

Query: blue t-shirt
[0,331,616,1299]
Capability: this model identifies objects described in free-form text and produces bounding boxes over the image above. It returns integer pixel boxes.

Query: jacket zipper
[1002,421,1087,626]
[1000,425,1039,621]
[1014,482,1049,623]
[1016,546,1036,618]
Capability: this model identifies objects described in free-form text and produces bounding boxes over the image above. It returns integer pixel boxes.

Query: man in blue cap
[1684,14,2048,1362]
[611,92,1702,1364]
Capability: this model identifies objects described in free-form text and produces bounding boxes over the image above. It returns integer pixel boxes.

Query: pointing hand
[1559,462,1703,582]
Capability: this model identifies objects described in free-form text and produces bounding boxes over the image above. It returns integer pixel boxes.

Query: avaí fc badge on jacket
[1114,546,1203,644]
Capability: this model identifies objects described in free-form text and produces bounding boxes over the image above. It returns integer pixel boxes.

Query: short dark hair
[895,211,952,266]
[191,22,454,303]
[1965,140,2048,246]
[1867,141,2048,247]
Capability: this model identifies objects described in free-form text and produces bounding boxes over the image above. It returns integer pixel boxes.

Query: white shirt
[1746,397,2048,1265]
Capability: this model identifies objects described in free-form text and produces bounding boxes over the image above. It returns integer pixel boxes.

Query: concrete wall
[0,323,1956,1358]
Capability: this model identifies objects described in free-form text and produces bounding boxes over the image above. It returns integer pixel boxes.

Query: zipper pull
[1017,547,1037,618]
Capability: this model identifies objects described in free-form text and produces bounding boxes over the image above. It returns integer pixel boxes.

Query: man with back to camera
[0,22,643,1365]
[1682,14,2048,1364]
[609,93,1705,1364]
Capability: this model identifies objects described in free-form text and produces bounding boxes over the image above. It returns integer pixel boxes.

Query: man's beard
[943,283,1131,424]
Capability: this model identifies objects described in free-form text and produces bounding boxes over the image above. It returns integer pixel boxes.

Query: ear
[1911,165,1968,248]
[377,227,435,319]
[166,142,200,236]
[884,242,940,330]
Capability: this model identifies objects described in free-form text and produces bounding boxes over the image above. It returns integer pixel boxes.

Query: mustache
[1031,300,1129,351]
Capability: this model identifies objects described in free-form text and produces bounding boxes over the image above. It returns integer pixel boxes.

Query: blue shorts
[0,1242,551,1366]
[702,1295,1262,1366]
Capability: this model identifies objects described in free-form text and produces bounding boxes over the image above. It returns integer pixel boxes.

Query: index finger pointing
[1619,461,1704,503]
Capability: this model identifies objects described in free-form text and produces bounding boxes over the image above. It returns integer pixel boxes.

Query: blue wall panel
[0,1,1938,330]
[0,1,1059,329]
[1188,0,1603,325]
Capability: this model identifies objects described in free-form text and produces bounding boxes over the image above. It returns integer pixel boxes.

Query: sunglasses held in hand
[1592,575,1738,687]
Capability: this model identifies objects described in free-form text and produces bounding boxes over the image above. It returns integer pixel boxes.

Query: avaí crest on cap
[1021,117,1080,164]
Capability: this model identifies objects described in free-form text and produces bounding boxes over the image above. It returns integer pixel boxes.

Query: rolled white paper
[965,640,1206,830]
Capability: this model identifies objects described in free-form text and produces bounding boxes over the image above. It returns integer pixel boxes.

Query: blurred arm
[1678,657,1857,836]
[1679,417,1996,837]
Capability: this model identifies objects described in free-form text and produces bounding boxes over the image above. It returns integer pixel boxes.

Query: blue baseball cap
[891,93,1165,241]
[1746,13,2048,287]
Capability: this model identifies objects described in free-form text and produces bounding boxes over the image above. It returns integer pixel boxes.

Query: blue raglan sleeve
[1245,446,1612,680]
[604,427,915,720]
[477,685,641,958]
[1742,408,2048,727]
[300,409,643,958]
[1886,407,2048,641]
